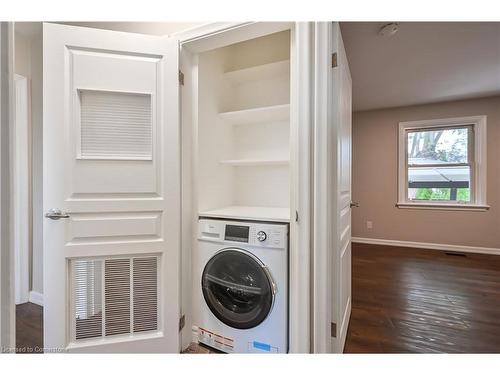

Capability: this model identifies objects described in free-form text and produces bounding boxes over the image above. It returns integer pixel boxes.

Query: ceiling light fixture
[379,22,399,37]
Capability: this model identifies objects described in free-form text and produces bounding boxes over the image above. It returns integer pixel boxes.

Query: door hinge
[179,70,185,86]
[179,314,185,331]
[332,53,338,68]
[331,322,337,337]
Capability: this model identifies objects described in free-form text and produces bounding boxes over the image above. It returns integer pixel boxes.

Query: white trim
[311,21,332,354]
[13,74,30,305]
[397,115,487,209]
[396,202,489,211]
[289,22,313,354]
[0,22,16,351]
[338,296,351,352]
[29,291,44,306]
[352,237,500,256]
[177,22,292,53]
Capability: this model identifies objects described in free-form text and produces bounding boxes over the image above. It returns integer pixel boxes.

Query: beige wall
[352,96,500,249]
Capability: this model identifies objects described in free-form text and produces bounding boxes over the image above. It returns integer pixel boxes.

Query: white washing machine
[193,218,288,353]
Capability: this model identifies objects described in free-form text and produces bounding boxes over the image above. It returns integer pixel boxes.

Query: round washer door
[201,248,276,330]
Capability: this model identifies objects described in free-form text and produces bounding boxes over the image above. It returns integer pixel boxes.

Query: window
[397,116,488,210]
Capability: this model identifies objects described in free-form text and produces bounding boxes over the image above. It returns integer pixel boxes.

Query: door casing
[176,21,314,353]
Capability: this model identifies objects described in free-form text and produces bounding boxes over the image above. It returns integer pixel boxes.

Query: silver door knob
[44,208,70,220]
[350,202,359,208]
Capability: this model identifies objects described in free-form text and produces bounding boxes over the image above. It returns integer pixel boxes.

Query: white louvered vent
[74,260,103,340]
[72,256,159,342]
[133,257,158,332]
[79,90,152,160]
[105,259,131,336]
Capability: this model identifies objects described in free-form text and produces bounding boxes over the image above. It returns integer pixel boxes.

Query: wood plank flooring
[16,302,43,353]
[15,243,500,353]
[344,243,500,353]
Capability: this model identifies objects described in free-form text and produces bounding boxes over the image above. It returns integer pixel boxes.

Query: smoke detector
[379,22,399,37]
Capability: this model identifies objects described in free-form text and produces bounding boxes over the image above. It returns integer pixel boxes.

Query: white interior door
[331,22,352,353]
[43,23,180,353]
[312,21,352,353]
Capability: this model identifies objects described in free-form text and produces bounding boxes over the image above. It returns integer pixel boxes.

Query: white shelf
[224,60,290,84]
[199,205,290,222]
[219,158,289,167]
[219,104,290,126]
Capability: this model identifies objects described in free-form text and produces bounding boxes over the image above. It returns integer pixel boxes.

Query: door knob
[350,202,359,208]
[44,208,70,220]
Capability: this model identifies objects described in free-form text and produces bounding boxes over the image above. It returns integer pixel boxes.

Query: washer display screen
[224,225,249,243]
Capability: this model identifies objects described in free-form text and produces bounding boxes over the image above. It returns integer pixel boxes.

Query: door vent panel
[72,256,159,342]
[79,90,153,160]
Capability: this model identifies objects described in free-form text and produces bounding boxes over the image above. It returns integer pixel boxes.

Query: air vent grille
[133,257,158,333]
[104,259,131,336]
[74,260,103,340]
[72,255,159,342]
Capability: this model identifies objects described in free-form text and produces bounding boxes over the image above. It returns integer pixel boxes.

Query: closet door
[331,21,353,353]
[43,23,180,352]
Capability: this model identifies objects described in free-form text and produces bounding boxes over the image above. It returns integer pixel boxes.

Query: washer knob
[256,231,267,242]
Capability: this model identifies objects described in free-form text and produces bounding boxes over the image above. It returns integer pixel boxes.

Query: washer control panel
[198,219,288,249]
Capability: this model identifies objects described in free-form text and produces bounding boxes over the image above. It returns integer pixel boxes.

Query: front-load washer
[193,218,288,353]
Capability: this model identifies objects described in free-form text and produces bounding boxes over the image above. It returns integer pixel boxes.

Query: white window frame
[397,115,488,211]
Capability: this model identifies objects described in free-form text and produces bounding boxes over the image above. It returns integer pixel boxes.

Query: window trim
[397,115,488,211]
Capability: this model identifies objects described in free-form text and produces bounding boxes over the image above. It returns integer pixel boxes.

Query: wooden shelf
[219,158,289,167]
[219,104,290,126]
[199,205,290,222]
[224,60,290,84]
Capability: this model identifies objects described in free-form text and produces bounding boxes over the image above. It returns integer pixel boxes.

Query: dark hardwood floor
[16,302,43,353]
[15,243,500,353]
[344,243,500,353]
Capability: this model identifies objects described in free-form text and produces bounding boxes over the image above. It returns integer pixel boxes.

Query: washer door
[202,248,276,330]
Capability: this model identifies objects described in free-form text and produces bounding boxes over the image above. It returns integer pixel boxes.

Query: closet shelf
[219,104,290,125]
[219,159,289,167]
[224,59,290,84]
[199,205,290,222]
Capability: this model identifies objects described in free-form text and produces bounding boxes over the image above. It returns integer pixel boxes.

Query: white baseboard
[352,237,500,256]
[29,291,44,306]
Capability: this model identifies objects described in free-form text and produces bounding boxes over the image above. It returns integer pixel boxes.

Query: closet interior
[196,30,292,223]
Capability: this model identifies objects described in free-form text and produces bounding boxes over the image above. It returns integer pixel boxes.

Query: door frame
[175,22,314,353]
[1,21,16,352]
[312,21,334,353]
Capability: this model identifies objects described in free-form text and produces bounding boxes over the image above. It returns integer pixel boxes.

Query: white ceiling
[340,22,500,111]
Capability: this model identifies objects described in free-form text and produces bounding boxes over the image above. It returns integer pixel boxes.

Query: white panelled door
[43,23,180,352]
[331,22,352,352]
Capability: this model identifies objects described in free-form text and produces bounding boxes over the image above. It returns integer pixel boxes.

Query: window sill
[396,202,490,211]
